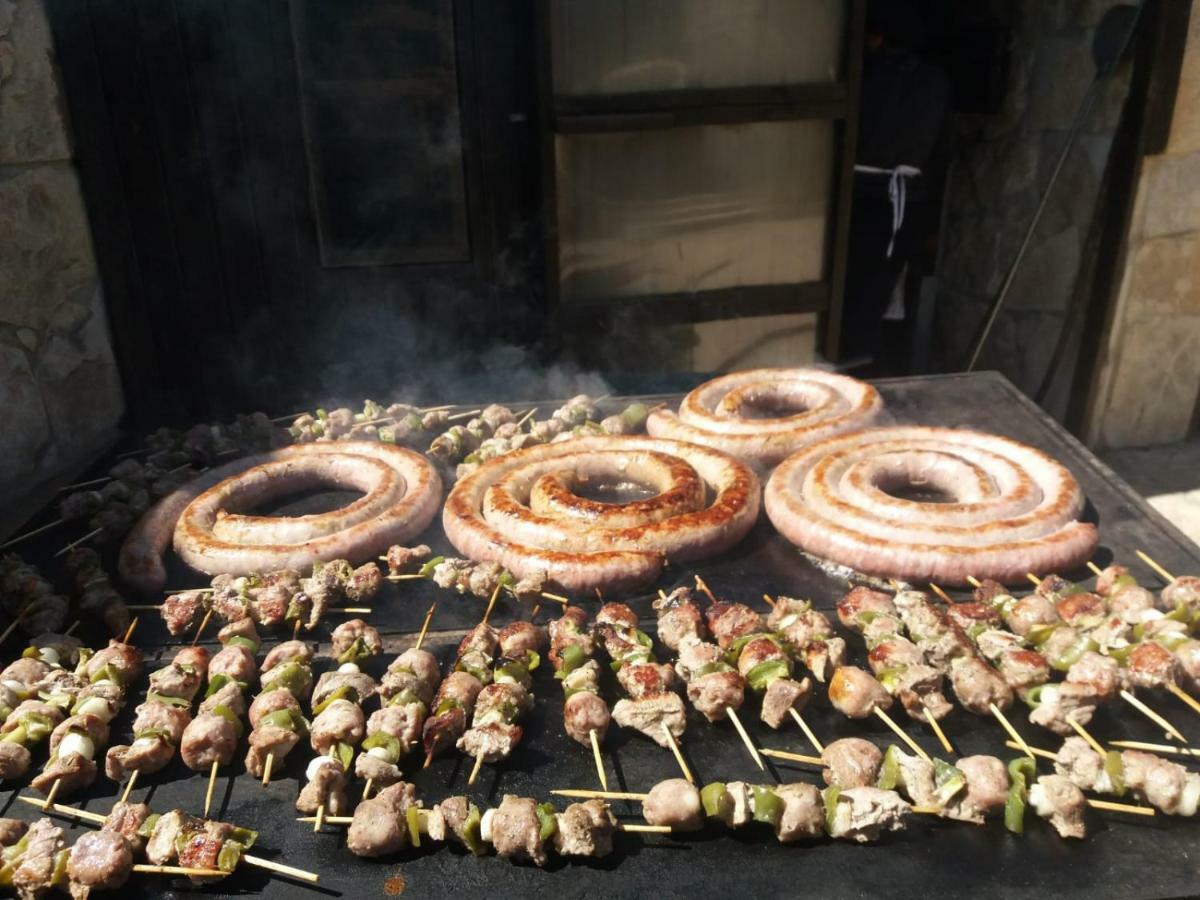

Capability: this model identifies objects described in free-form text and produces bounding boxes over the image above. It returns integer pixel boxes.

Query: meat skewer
[246,637,316,785]
[300,619,383,827]
[181,620,263,816]
[460,615,546,786]
[104,644,210,792]
[0,555,70,642]
[362,603,441,798]
[547,605,611,789]
[654,587,762,769]
[62,549,132,639]
[384,549,567,608]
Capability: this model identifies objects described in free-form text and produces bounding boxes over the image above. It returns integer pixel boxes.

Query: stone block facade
[0,0,124,498]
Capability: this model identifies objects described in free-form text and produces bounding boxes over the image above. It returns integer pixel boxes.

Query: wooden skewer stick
[297,815,352,824]
[788,708,824,754]
[313,804,325,832]
[341,607,372,614]
[482,580,502,625]
[0,620,19,645]
[415,602,437,651]
[261,752,275,786]
[1168,682,1200,718]
[65,621,80,636]
[386,573,427,581]
[590,728,608,791]
[135,864,228,877]
[928,584,953,605]
[873,706,931,764]
[990,702,1035,761]
[21,797,321,883]
[293,618,303,640]
[446,408,482,421]
[423,749,434,770]
[726,707,763,771]
[760,593,776,609]
[1066,716,1107,758]
[1110,739,1200,758]
[516,407,538,429]
[1025,573,1042,587]
[363,778,374,801]
[1087,561,1104,577]
[1119,689,1186,742]
[120,769,139,803]
[122,617,139,644]
[551,789,649,801]
[1087,798,1157,816]
[661,723,694,784]
[539,592,569,605]
[1002,740,1056,761]
[58,476,111,492]
[54,526,103,558]
[42,778,63,812]
[924,707,955,756]
[965,576,981,588]
[468,752,486,787]
[693,575,717,604]
[760,748,823,766]
[1136,549,1174,583]
[204,760,219,818]
[192,609,214,646]
[620,824,673,833]
[0,518,64,549]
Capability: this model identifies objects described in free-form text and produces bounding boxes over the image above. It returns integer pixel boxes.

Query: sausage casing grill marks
[442,435,760,595]
[119,442,441,591]
[646,368,885,469]
[764,426,1099,585]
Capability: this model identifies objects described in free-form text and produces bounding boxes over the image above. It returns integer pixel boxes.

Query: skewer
[65,620,81,636]
[928,583,952,604]
[789,708,824,754]
[1025,573,1042,587]
[134,864,227,877]
[192,608,214,646]
[423,749,434,770]
[1086,798,1158,816]
[468,752,486,786]
[41,777,62,812]
[122,617,139,644]
[539,592,570,605]
[924,707,955,756]
[1002,740,1056,761]
[482,580,502,625]
[873,706,931,764]
[1167,682,1200,718]
[1087,561,1104,576]
[0,620,19,645]
[693,575,717,604]
[589,728,608,791]
[1136,549,1175,583]
[313,804,325,833]
[1119,689,1187,742]
[293,618,303,640]
[297,814,671,834]
[759,748,823,766]
[551,789,649,801]
[760,593,776,609]
[53,526,103,558]
[1109,739,1200,758]
[661,723,694,783]
[386,574,425,581]
[261,752,275,786]
[726,707,763,770]
[20,797,322,883]
[0,518,64,549]
[990,702,1035,761]
[515,407,538,429]
[204,760,219,817]
[966,576,981,588]
[1065,716,1107,758]
[446,408,482,421]
[415,602,437,651]
[120,769,140,803]
[363,778,374,801]
[58,476,111,491]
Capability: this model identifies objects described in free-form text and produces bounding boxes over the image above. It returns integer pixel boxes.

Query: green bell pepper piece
[313,685,359,716]
[822,786,841,834]
[556,644,586,678]
[933,759,967,806]
[536,802,558,841]
[746,658,791,692]
[406,806,422,848]
[331,741,355,771]
[700,782,731,819]
[462,804,485,855]
[1105,750,1126,797]
[205,673,249,699]
[752,785,784,827]
[361,731,402,764]
[876,745,901,791]
[417,556,445,579]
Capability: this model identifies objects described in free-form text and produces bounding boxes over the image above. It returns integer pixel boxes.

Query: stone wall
[935,0,1131,414]
[1085,6,1200,449]
[0,0,124,502]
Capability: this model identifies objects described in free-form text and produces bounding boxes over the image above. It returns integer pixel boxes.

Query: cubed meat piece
[611,694,686,748]
[828,666,892,719]
[760,676,812,729]
[68,830,133,898]
[822,738,883,788]
[554,799,617,858]
[643,778,704,831]
[826,787,909,842]
[1030,775,1087,838]
[489,795,548,866]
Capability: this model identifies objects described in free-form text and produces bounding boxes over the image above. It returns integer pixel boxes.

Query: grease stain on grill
[383,871,406,894]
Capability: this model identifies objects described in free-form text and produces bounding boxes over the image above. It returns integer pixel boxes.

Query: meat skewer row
[547,605,611,785]
[104,643,213,789]
[1,633,90,727]
[593,603,687,751]
[2,640,142,793]
[386,551,562,608]
[1048,734,1200,817]
[297,620,384,824]
[287,399,445,446]
[181,620,264,816]
[245,638,316,783]
[421,617,498,767]
[358,607,443,796]
[702,597,815,731]
[0,556,69,643]
[157,558,382,637]
[18,797,319,886]
[303,780,664,865]
[654,588,762,768]
[61,549,131,639]
[459,619,546,785]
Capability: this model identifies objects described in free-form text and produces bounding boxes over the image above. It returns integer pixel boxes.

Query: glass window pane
[550,0,845,95]
[556,120,833,303]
